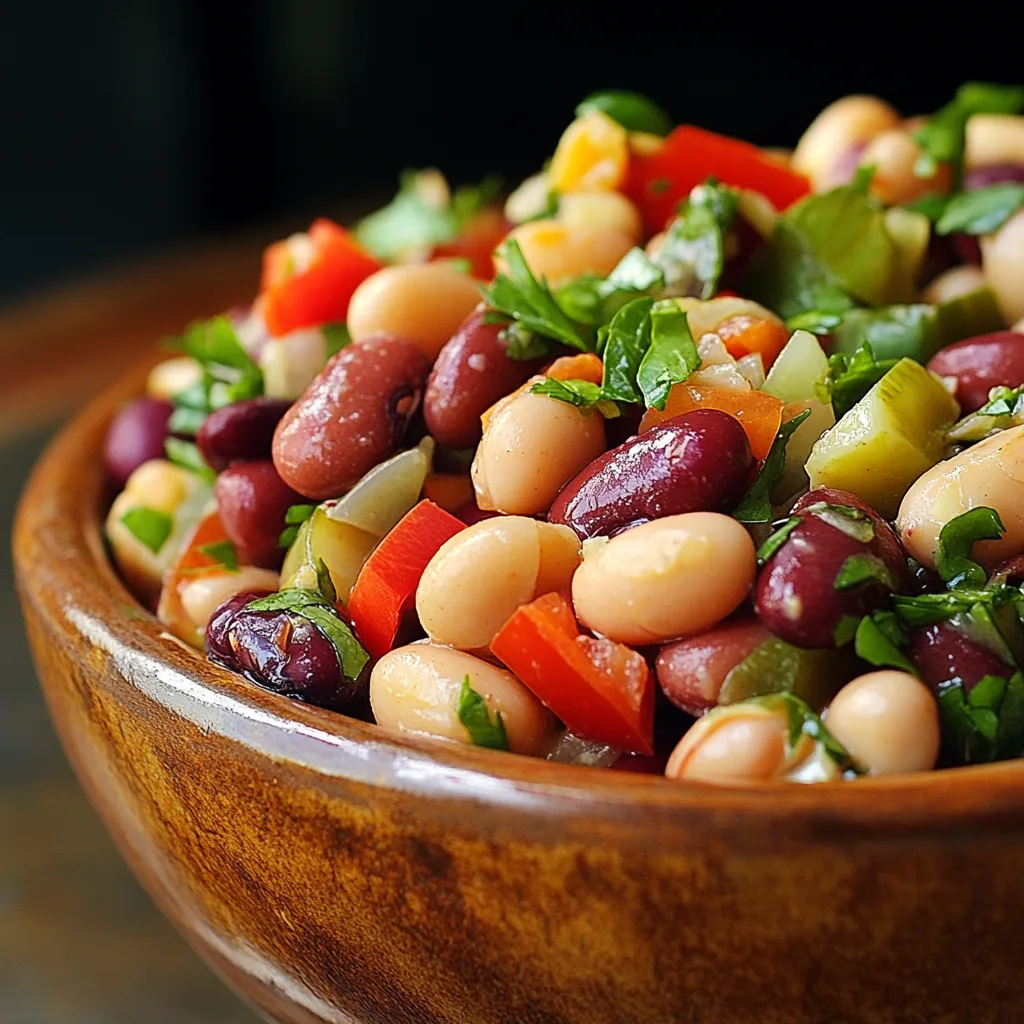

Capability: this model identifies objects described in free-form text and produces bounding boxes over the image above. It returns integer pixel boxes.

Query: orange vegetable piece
[422,472,474,512]
[715,315,791,370]
[640,384,784,462]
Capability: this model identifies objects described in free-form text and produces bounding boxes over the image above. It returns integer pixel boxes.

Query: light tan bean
[921,265,988,305]
[558,191,643,242]
[498,220,634,285]
[982,208,1024,324]
[825,671,939,775]
[571,512,756,645]
[416,518,580,650]
[965,114,1024,169]
[179,567,281,633]
[897,424,1024,569]
[369,642,556,755]
[347,263,482,359]
[472,391,606,515]
[147,357,202,400]
[259,328,327,399]
[665,707,790,783]
[860,129,950,205]
[792,95,901,190]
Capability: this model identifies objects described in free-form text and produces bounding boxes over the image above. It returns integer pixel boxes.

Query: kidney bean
[104,397,173,487]
[197,397,291,472]
[215,460,305,569]
[423,308,545,449]
[755,492,906,648]
[549,409,753,539]
[927,332,1024,413]
[908,622,1012,695]
[206,592,365,709]
[656,619,772,716]
[452,498,502,527]
[964,163,1024,190]
[273,335,430,500]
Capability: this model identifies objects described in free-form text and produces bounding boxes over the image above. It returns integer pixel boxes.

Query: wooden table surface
[0,236,274,1023]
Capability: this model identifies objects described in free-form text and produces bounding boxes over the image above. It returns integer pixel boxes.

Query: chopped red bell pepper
[261,219,383,337]
[347,500,465,659]
[491,592,654,755]
[625,125,811,234]
[431,209,510,281]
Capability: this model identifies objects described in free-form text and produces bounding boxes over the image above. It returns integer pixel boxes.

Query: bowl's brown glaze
[15,371,1024,1024]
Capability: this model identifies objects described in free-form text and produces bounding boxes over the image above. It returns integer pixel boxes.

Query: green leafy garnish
[893,586,1021,627]
[934,183,1024,236]
[785,310,845,335]
[529,377,619,417]
[555,249,665,328]
[750,692,858,772]
[756,517,800,564]
[934,507,1005,588]
[244,589,369,682]
[120,507,173,554]
[731,409,811,524]
[277,503,317,549]
[636,300,700,410]
[852,611,917,673]
[456,676,510,750]
[818,342,900,420]
[481,240,591,353]
[197,540,238,572]
[354,169,501,260]
[913,82,1024,181]
[164,438,216,483]
[322,323,352,358]
[575,89,672,136]
[833,553,897,592]
[597,297,653,405]
[939,671,1024,765]
[315,558,338,605]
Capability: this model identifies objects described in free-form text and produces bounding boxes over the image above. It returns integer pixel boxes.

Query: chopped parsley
[934,507,1005,589]
[120,507,173,554]
[456,676,510,750]
[164,438,216,483]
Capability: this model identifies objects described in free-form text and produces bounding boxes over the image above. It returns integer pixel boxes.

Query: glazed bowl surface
[15,367,1024,1024]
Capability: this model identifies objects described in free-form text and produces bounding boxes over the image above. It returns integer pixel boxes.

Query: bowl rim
[16,364,1024,835]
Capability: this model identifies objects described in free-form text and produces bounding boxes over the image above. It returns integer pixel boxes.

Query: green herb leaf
[530,376,615,414]
[120,507,173,554]
[457,675,510,750]
[749,692,857,771]
[244,589,369,682]
[981,384,1024,417]
[757,517,801,565]
[829,304,942,364]
[322,323,352,358]
[197,540,238,572]
[939,670,1024,765]
[481,240,591,352]
[935,506,1006,588]
[164,438,216,482]
[832,614,861,647]
[636,301,700,410]
[354,169,501,260]
[498,322,553,361]
[913,83,1024,181]
[555,249,665,328]
[851,163,876,193]
[732,409,812,524]
[315,558,338,605]
[597,297,654,404]
[935,183,1024,236]
[575,89,672,136]
[834,553,897,592]
[819,342,900,420]
[853,611,917,673]
[893,586,1021,627]
[657,180,739,299]
[785,310,845,335]
[904,192,951,221]
[285,503,317,526]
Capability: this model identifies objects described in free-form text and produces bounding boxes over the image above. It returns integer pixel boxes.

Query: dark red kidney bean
[104,397,173,487]
[791,487,907,586]
[206,593,364,709]
[273,335,430,500]
[908,622,1012,695]
[927,332,1024,413]
[991,553,1024,585]
[548,409,753,539]
[656,619,772,716]
[452,499,502,527]
[197,397,291,472]
[423,307,546,448]
[215,460,305,569]
[951,233,983,266]
[964,163,1024,190]
[755,501,905,649]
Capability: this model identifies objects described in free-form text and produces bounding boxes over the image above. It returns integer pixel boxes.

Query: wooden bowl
[15,372,1024,1024]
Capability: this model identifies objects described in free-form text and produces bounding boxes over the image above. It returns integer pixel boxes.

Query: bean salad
[105,84,1024,784]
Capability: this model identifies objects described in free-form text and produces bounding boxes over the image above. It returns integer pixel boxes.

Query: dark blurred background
[0,5,1018,1021]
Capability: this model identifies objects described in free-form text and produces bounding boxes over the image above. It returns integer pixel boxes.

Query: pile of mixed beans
[105,84,1024,784]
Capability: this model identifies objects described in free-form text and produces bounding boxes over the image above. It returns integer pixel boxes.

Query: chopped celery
[762,329,830,404]
[806,358,960,518]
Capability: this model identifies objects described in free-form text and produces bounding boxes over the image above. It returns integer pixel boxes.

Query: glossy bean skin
[908,622,1012,695]
[179,568,281,634]
[927,332,1024,413]
[197,397,291,472]
[572,512,756,645]
[549,409,753,539]
[982,209,1024,324]
[656,619,771,716]
[215,460,305,569]
[104,397,173,487]
[756,492,906,649]
[273,336,430,500]
[423,308,545,448]
[206,590,364,709]
[964,163,1024,189]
